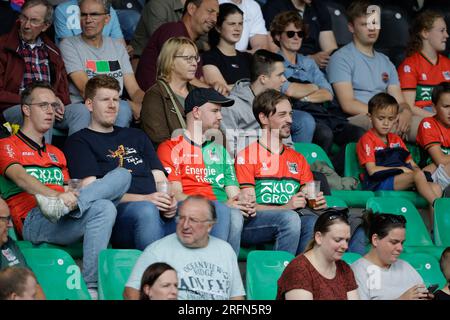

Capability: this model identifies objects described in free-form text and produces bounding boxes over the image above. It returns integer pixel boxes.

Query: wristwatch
[301,96,309,102]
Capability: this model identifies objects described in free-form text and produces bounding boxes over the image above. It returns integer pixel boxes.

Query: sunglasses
[378,213,406,224]
[326,210,349,221]
[284,30,305,39]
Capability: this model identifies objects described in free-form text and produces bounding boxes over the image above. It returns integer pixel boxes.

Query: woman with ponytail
[398,10,450,116]
[276,210,359,300]
[351,210,430,300]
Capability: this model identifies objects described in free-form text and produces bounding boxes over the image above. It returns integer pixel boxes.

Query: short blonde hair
[156,37,198,83]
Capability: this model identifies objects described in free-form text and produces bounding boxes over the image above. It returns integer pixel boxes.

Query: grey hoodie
[221,80,292,157]
[221,81,261,157]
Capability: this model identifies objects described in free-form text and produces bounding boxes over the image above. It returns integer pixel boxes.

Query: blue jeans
[3,100,133,142]
[115,9,141,41]
[241,209,316,255]
[291,109,316,143]
[347,226,367,255]
[109,199,242,255]
[22,167,132,288]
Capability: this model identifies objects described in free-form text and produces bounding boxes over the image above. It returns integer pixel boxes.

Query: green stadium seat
[433,198,450,247]
[374,190,428,208]
[35,242,84,259]
[98,249,141,300]
[246,250,295,300]
[21,248,91,300]
[344,142,363,181]
[325,195,347,208]
[341,252,362,265]
[400,252,447,288]
[330,190,375,208]
[405,142,423,166]
[293,142,334,168]
[7,227,18,241]
[366,197,445,260]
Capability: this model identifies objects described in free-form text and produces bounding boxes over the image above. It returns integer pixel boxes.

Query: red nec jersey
[357,129,411,166]
[157,135,238,202]
[398,52,450,108]
[417,116,450,154]
[0,132,68,235]
[235,141,313,205]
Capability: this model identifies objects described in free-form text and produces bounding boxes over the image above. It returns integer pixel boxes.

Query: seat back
[400,252,447,288]
[325,195,348,208]
[375,5,410,50]
[293,142,334,168]
[433,198,450,247]
[21,248,91,300]
[341,252,362,265]
[344,142,363,180]
[98,249,142,300]
[366,197,433,247]
[325,0,352,47]
[246,250,295,300]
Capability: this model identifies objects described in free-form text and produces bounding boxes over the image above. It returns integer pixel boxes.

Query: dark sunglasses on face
[0,215,11,223]
[284,30,305,39]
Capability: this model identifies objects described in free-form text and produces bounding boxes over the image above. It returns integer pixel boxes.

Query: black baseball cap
[184,88,234,114]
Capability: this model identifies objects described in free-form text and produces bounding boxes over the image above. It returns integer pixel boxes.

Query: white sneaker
[88,288,98,300]
[35,194,70,223]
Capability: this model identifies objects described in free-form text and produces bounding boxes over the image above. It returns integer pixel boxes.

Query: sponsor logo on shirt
[85,60,123,80]
[22,152,34,156]
[236,157,244,165]
[403,65,411,73]
[365,144,372,156]
[381,72,389,83]
[261,162,269,171]
[48,153,58,163]
[421,73,427,80]
[231,64,240,69]
[423,121,431,129]
[443,71,450,81]
[4,144,15,158]
[287,162,298,174]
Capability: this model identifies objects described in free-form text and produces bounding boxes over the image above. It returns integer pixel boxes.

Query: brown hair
[362,209,406,244]
[406,10,444,57]
[0,267,37,300]
[368,92,399,115]
[304,210,350,252]
[252,89,290,127]
[346,0,371,24]
[84,75,120,100]
[270,11,307,48]
[250,49,284,83]
[139,263,177,300]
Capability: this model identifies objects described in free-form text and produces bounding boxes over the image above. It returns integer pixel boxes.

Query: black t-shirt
[201,47,252,84]
[263,0,332,55]
[1,237,27,270]
[63,127,165,194]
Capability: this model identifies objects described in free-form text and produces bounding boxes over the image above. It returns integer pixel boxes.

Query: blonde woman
[140,37,198,146]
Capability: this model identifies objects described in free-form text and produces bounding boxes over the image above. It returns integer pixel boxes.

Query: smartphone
[427,284,439,294]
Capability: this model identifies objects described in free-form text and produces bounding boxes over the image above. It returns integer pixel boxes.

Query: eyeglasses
[80,12,108,20]
[18,14,45,27]
[174,55,201,63]
[378,213,406,224]
[0,215,11,224]
[284,30,305,39]
[25,101,62,112]
[175,215,214,225]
